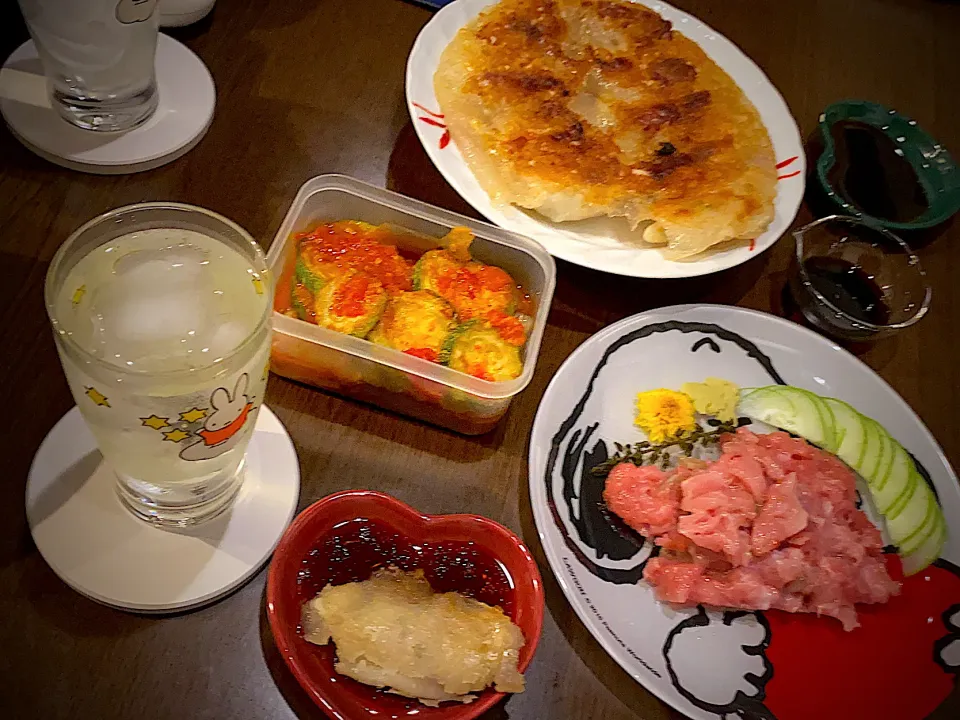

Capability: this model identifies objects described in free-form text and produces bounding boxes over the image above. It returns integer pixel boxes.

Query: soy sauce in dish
[294,518,515,715]
[803,256,891,325]
[826,120,928,223]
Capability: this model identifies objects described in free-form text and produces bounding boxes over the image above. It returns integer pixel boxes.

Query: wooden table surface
[1,0,958,718]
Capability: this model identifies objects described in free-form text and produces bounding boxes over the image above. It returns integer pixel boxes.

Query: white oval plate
[529,305,960,720]
[406,0,806,279]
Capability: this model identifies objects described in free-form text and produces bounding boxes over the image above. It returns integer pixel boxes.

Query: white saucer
[0,33,215,174]
[26,405,300,613]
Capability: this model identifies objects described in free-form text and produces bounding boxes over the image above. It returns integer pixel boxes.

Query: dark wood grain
[1,0,958,718]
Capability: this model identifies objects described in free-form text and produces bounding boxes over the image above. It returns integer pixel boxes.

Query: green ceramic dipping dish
[816,100,960,230]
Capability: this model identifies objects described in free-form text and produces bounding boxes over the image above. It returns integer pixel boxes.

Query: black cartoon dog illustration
[545,321,785,585]
[664,609,774,720]
[542,319,960,719]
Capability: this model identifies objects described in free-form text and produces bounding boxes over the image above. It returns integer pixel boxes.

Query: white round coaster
[0,33,215,174]
[26,405,300,613]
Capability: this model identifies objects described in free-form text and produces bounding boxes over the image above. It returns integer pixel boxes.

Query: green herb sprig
[590,417,748,478]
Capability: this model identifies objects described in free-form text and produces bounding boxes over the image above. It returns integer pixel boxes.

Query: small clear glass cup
[45,204,272,527]
[17,0,160,132]
[788,215,931,342]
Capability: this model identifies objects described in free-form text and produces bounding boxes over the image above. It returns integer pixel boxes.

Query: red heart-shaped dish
[266,490,544,719]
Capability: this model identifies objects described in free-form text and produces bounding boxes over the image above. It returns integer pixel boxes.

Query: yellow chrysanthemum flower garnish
[634,388,697,443]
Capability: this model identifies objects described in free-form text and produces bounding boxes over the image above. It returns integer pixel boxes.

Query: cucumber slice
[887,468,927,518]
[890,488,938,555]
[855,420,946,572]
[854,418,884,482]
[824,398,867,468]
[859,419,892,487]
[826,399,866,467]
[739,386,832,449]
[820,398,844,455]
[875,435,909,492]
[873,443,914,519]
[880,465,921,520]
[901,513,947,576]
[739,387,796,423]
[796,388,839,452]
[822,399,848,451]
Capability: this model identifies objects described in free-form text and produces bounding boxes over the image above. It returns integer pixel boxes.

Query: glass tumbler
[45,204,272,526]
[788,215,931,342]
[17,0,160,131]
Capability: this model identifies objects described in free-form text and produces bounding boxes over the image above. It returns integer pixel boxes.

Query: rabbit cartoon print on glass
[178,373,257,461]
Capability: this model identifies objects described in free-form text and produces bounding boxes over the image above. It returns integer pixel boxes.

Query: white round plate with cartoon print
[529,305,960,720]
[405,0,805,279]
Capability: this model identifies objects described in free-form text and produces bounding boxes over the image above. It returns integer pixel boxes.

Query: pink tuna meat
[751,473,809,556]
[604,428,900,629]
[603,463,680,536]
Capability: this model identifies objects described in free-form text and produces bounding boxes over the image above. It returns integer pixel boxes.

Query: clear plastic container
[266,175,556,434]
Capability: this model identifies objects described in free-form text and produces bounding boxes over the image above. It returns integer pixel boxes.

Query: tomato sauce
[331,273,377,318]
[486,310,526,346]
[296,222,413,294]
[403,347,439,362]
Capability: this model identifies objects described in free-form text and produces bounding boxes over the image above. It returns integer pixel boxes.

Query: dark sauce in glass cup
[788,216,931,342]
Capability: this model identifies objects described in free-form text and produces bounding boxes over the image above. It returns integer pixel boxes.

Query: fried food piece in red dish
[301,567,526,706]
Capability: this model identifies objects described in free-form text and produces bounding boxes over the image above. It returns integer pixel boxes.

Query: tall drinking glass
[17,0,160,131]
[45,204,272,526]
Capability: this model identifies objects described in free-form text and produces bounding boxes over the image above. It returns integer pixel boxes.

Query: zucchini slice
[413,249,461,295]
[290,281,315,322]
[314,272,388,338]
[294,251,340,295]
[445,322,523,382]
[368,290,457,360]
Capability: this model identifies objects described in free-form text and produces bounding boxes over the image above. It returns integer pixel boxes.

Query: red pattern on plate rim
[746,156,799,248]
[414,103,451,150]
[266,490,545,720]
[777,155,800,179]
[413,102,445,119]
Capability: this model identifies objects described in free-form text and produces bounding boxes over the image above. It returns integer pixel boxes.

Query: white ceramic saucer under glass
[26,405,300,613]
[0,33,215,174]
